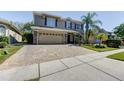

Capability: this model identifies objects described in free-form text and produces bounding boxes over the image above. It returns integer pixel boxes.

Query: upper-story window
[71,23,75,30]
[46,17,56,27]
[0,25,6,36]
[76,24,81,30]
[66,21,71,29]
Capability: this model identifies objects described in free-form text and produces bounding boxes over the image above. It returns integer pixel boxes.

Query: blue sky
[0,11,124,32]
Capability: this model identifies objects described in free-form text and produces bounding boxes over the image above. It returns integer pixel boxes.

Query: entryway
[67,33,74,44]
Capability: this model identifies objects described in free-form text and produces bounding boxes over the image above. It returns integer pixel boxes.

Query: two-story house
[32,12,84,44]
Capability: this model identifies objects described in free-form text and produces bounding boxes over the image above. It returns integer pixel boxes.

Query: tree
[87,29,97,44]
[96,33,108,45]
[10,21,24,32]
[11,21,34,33]
[23,32,33,44]
[81,12,102,44]
[11,21,34,32]
[113,23,124,39]
[21,21,34,32]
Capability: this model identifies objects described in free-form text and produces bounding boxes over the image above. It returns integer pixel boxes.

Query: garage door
[38,34,64,44]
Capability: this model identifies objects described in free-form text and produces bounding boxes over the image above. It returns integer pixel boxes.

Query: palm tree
[81,12,102,44]
[87,29,96,44]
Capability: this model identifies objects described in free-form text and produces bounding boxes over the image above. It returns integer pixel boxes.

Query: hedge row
[0,42,7,48]
[106,40,122,48]
[0,36,9,43]
[0,36,9,48]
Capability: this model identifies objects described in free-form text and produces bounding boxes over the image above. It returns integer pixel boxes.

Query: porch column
[73,34,75,44]
[33,30,39,45]
[65,34,67,44]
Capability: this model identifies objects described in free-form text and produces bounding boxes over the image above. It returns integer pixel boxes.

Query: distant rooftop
[0,18,22,35]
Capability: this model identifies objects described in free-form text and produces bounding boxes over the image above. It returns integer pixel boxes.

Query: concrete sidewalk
[0,48,124,81]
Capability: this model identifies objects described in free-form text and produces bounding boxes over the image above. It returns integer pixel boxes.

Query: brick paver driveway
[0,45,96,70]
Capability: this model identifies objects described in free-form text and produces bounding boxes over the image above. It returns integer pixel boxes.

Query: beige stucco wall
[5,29,22,42]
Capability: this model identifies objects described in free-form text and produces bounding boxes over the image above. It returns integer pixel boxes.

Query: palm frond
[90,12,97,18]
[81,15,86,19]
[93,20,102,26]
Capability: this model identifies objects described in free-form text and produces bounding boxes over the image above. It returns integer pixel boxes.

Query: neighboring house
[107,32,117,39]
[98,29,117,39]
[88,28,117,44]
[0,18,22,44]
[32,12,84,44]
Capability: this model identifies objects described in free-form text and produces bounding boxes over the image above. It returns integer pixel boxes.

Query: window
[46,17,56,27]
[81,24,84,30]
[0,25,5,36]
[76,24,81,30]
[66,21,71,29]
[71,23,75,30]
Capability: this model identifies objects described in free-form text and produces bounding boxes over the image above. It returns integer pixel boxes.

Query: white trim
[36,32,39,45]
[31,26,79,34]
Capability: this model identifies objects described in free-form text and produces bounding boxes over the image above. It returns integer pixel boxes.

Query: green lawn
[107,52,124,61]
[81,45,118,52]
[0,45,23,64]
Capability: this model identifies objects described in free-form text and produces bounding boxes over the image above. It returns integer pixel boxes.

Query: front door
[68,34,70,43]
[68,34,74,44]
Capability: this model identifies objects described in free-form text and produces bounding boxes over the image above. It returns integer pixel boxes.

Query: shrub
[75,36,81,44]
[0,42,7,48]
[0,49,9,55]
[0,36,9,43]
[3,50,9,55]
[106,40,121,48]
[23,32,33,44]
[93,44,107,48]
[96,33,108,42]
